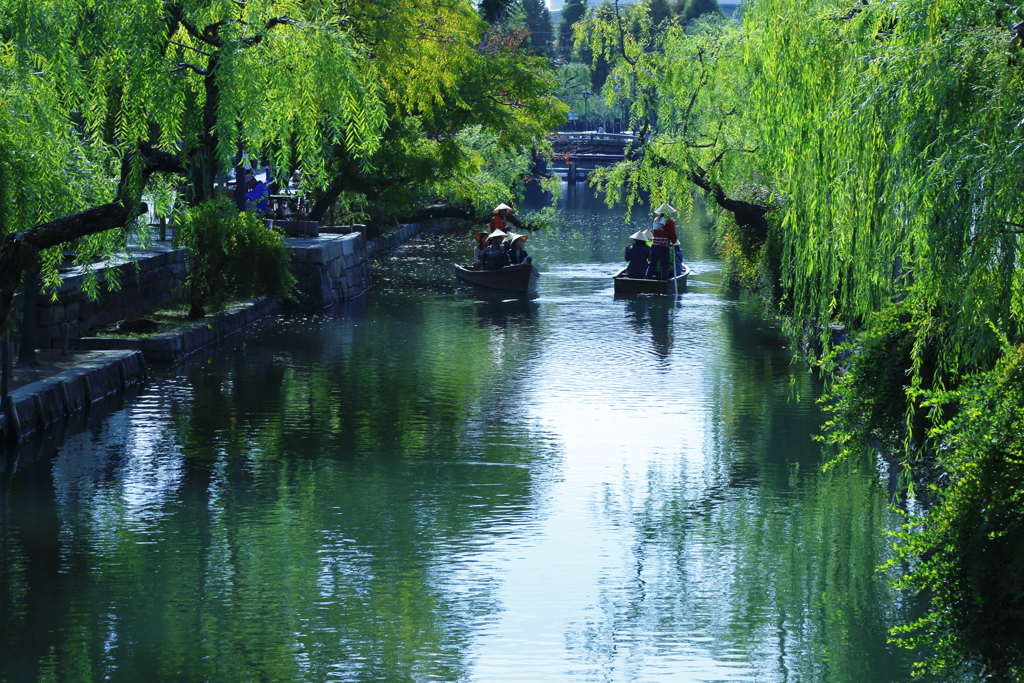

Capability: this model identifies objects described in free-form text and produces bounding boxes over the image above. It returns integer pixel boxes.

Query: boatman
[646,203,677,280]
[490,203,513,234]
[624,229,651,278]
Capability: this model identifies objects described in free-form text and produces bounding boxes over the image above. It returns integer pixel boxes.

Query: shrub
[886,344,1024,681]
[174,198,295,318]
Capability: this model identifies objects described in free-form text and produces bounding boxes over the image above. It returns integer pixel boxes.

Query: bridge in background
[546,132,636,182]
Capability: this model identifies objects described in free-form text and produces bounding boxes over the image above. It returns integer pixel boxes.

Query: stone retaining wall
[288,232,370,306]
[27,246,188,349]
[17,219,456,345]
[366,219,455,257]
[76,296,281,363]
[289,219,456,307]
[0,350,145,443]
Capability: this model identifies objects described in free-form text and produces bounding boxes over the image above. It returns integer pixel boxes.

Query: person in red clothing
[645,203,677,280]
[490,203,513,234]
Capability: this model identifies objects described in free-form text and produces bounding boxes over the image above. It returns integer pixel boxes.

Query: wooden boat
[454,263,540,294]
[612,265,691,294]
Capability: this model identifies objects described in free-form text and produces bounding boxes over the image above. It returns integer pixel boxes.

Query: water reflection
[0,191,916,683]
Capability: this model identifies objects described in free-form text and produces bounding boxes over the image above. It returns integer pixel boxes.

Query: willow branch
[171,62,208,75]
[169,39,212,57]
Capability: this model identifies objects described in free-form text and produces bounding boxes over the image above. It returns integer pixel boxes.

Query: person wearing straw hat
[490,203,513,234]
[472,231,489,269]
[646,203,677,280]
[506,233,532,265]
[624,229,651,278]
[482,229,510,270]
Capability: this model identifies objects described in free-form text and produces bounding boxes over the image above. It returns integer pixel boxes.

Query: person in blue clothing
[245,175,271,214]
[624,229,651,278]
[506,233,532,265]
[482,229,509,270]
[673,239,684,276]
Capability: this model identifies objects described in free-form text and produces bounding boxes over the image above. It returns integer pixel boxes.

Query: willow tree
[306,0,565,226]
[580,0,1024,675]
[0,0,384,330]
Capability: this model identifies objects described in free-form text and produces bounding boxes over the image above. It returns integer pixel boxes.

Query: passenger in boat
[472,231,488,269]
[490,203,513,234]
[482,229,510,270]
[624,230,651,278]
[673,239,684,276]
[507,233,532,265]
[646,203,677,280]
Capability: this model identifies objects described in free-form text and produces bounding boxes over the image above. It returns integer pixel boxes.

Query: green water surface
[0,191,916,682]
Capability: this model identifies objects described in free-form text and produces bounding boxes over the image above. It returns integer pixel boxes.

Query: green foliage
[678,0,724,27]
[821,305,920,461]
[310,1,564,223]
[886,344,1024,681]
[521,0,555,56]
[648,0,673,26]
[173,198,295,318]
[559,0,589,59]
[556,62,609,121]
[579,0,1024,673]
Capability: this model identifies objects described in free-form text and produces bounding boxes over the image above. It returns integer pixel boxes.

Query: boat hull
[454,263,540,294]
[612,265,690,294]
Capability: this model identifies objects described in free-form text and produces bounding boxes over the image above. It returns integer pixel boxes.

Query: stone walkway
[7,350,112,391]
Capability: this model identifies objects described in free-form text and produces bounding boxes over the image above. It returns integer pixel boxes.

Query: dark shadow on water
[615,292,682,364]
[471,297,540,329]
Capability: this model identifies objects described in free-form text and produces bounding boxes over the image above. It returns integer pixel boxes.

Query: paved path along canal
[0,193,917,682]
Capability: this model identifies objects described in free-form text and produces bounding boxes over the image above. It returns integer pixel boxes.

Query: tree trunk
[17,269,40,364]
[185,58,222,207]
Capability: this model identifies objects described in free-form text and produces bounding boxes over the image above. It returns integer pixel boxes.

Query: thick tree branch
[169,39,213,57]
[171,62,208,75]
[240,16,295,47]
[1,143,187,331]
[687,165,770,241]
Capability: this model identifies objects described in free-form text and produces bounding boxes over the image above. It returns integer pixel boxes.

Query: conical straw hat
[654,203,676,214]
[493,203,513,213]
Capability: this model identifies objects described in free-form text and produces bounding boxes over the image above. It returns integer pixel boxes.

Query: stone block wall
[16,219,455,345]
[288,232,371,306]
[27,247,188,348]
[286,219,455,307]
[0,350,146,442]
[76,297,281,364]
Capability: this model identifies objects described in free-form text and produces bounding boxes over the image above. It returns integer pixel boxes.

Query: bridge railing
[551,132,635,144]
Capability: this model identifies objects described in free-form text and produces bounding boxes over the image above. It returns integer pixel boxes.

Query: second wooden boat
[612,265,690,294]
[454,263,540,294]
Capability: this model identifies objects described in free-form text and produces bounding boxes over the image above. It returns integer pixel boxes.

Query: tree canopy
[0,0,563,329]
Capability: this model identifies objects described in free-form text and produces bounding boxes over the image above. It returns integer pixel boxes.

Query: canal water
[1,190,917,682]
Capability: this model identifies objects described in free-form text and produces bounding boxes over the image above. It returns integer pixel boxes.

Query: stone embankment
[2,218,453,445]
[287,219,456,306]
[19,220,454,347]
[76,297,281,363]
[29,247,188,350]
[1,350,146,443]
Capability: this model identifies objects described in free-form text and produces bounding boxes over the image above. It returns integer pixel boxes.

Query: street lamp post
[582,89,590,131]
